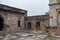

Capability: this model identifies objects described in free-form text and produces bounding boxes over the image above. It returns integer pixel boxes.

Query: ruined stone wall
[7,12,25,32]
[24,15,49,32]
[0,4,27,33]
[49,0,60,27]
[41,19,49,32]
[0,11,25,32]
[17,14,25,30]
[6,12,18,32]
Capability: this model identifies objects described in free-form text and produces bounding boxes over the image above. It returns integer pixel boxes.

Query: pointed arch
[57,11,60,25]
[36,22,40,30]
[28,22,31,30]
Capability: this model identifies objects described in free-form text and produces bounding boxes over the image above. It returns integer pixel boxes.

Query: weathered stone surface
[0,31,59,40]
[0,4,26,32]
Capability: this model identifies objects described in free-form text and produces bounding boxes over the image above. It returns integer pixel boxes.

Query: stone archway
[28,22,31,30]
[57,11,60,26]
[55,11,60,35]
[36,22,40,30]
[0,16,4,31]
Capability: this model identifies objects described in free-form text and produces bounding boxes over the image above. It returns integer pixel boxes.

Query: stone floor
[0,30,60,40]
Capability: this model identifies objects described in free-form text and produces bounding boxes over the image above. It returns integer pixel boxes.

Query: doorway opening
[28,22,31,30]
[36,22,40,30]
[0,17,4,31]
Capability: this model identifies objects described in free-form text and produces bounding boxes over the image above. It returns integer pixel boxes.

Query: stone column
[32,20,36,31]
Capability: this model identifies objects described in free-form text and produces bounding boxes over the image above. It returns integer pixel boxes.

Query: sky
[0,0,49,16]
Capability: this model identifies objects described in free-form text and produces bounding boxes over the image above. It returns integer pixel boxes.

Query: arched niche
[57,11,60,25]
[36,22,40,30]
[28,22,31,30]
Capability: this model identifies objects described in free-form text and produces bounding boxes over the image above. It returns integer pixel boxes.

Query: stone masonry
[0,4,49,33]
[0,4,27,32]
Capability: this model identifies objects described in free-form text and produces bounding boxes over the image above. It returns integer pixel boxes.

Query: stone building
[24,15,49,32]
[49,0,60,33]
[0,4,49,33]
[0,4,27,32]
[49,0,60,27]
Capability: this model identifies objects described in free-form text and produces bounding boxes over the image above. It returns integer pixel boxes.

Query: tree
[45,11,49,15]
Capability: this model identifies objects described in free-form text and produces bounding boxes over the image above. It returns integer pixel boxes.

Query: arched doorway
[56,11,60,34]
[28,22,31,30]
[0,17,4,31]
[36,22,40,30]
[57,11,60,25]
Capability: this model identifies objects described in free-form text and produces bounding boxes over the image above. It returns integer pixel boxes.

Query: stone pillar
[32,20,36,31]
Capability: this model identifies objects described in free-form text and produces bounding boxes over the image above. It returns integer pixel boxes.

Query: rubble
[0,31,60,40]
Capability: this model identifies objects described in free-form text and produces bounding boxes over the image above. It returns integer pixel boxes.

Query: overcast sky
[0,0,49,16]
